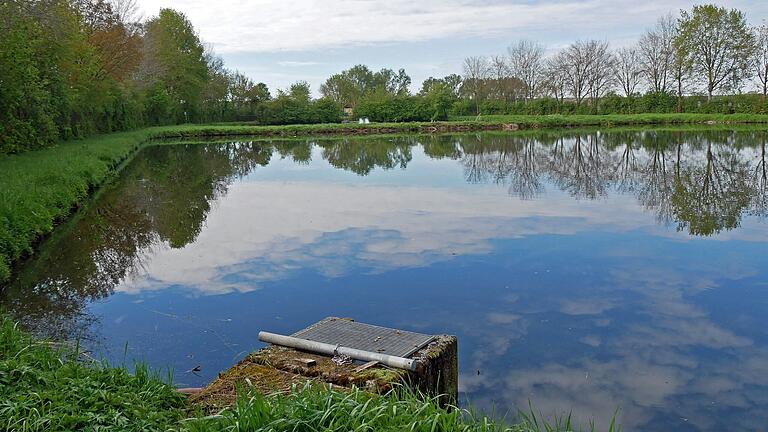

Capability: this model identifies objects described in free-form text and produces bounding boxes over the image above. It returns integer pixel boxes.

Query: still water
[3,129,768,431]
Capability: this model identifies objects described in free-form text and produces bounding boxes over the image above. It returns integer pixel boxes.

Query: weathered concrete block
[188,319,458,411]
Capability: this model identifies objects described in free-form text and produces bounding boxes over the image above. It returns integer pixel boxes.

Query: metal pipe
[258,331,419,371]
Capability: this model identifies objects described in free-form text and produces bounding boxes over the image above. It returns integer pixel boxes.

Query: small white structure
[358,117,370,124]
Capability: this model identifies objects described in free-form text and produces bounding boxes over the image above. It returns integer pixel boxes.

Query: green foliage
[320,64,413,107]
[0,316,186,431]
[441,93,768,117]
[144,9,210,123]
[0,2,263,155]
[314,98,344,123]
[353,93,431,122]
[0,3,58,152]
[0,130,147,282]
[259,84,342,125]
[675,4,755,98]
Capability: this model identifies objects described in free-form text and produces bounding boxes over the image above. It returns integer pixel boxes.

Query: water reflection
[2,143,272,337]
[2,129,768,431]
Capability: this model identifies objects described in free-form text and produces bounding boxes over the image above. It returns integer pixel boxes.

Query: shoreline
[3,113,768,282]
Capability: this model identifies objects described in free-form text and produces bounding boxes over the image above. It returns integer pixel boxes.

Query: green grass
[0,315,618,431]
[184,383,615,432]
[0,315,187,432]
[4,113,768,282]
[0,130,149,282]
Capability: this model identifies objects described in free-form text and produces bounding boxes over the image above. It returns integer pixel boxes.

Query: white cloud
[116,180,665,295]
[135,0,727,53]
[277,61,323,67]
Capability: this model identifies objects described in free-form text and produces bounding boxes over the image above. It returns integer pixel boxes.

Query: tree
[489,55,510,101]
[675,4,755,100]
[142,8,209,122]
[672,44,693,112]
[420,74,462,98]
[559,42,591,105]
[639,14,676,93]
[543,53,568,104]
[368,68,411,96]
[508,39,545,101]
[556,40,613,107]
[754,22,768,101]
[614,46,642,97]
[320,65,411,106]
[585,40,615,107]
[200,51,230,121]
[462,56,489,115]
[422,82,455,121]
[0,2,57,152]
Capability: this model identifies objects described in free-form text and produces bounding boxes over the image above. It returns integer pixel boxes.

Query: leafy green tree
[314,98,343,123]
[419,74,463,98]
[0,4,57,153]
[320,65,412,108]
[423,83,455,121]
[675,4,755,100]
[142,8,209,122]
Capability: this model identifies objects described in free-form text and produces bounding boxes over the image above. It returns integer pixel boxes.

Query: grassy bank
[3,113,768,282]
[0,315,187,431]
[0,130,150,282]
[1,315,600,432]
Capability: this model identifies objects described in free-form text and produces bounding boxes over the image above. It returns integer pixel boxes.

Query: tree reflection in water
[2,129,767,340]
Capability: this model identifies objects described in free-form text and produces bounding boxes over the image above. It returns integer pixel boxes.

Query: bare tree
[110,0,142,27]
[671,46,692,112]
[508,39,546,101]
[614,46,642,97]
[560,42,593,106]
[639,14,676,93]
[462,56,490,116]
[555,40,614,107]
[585,40,615,106]
[489,55,511,101]
[754,22,768,100]
[543,52,568,104]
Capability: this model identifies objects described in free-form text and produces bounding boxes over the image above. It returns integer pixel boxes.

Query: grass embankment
[1,316,595,432]
[0,315,186,431]
[3,113,768,282]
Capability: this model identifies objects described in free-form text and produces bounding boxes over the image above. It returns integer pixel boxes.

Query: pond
[2,129,768,431]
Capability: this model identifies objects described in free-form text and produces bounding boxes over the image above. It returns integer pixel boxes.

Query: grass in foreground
[184,383,623,432]
[0,315,619,432]
[0,315,186,431]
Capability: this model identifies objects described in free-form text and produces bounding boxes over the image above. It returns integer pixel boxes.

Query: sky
[135,0,768,95]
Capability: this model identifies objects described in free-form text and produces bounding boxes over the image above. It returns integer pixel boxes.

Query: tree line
[3,2,768,155]
[0,0,343,155]
[456,4,761,115]
[319,4,768,121]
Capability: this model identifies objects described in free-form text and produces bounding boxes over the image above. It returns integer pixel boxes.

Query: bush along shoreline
[3,115,768,283]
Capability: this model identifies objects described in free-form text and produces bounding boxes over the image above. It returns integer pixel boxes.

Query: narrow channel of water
[3,129,768,431]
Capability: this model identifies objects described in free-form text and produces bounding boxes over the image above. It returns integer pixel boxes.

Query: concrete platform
[189,317,457,412]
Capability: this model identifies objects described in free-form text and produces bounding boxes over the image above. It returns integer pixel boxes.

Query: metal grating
[292,317,435,358]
